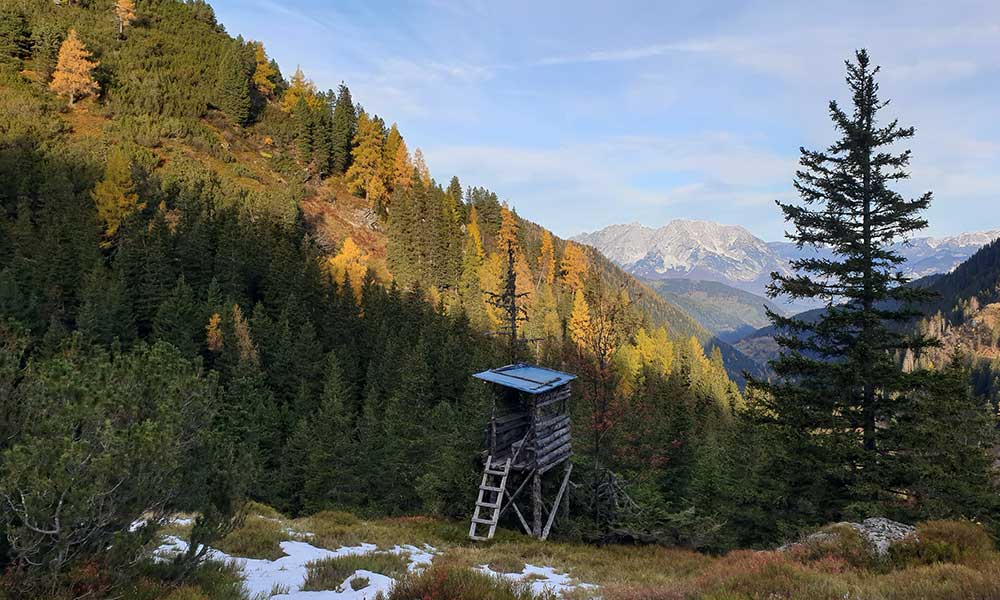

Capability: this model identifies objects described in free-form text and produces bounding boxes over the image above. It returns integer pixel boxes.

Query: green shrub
[890,520,996,568]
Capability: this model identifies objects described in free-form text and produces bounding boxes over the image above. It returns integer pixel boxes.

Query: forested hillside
[0,1,750,594]
[907,238,1000,405]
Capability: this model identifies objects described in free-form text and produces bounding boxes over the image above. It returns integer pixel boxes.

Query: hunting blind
[469,241,576,541]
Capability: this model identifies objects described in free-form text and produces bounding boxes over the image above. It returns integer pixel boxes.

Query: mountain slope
[643,278,785,343]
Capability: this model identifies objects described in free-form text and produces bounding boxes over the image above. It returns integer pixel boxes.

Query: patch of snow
[478,563,597,597]
[173,517,194,526]
[155,535,438,599]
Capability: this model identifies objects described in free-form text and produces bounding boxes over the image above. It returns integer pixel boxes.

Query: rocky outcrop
[846,518,916,556]
[780,517,916,557]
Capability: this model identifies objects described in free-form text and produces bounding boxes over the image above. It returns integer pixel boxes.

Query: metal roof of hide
[473,363,577,394]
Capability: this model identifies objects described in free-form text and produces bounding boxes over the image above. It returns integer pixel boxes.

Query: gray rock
[850,517,916,556]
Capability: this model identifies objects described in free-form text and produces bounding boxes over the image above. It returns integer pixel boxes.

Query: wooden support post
[541,463,572,540]
[532,470,542,537]
[508,493,533,536]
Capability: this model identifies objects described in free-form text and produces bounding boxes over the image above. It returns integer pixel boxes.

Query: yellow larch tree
[280,66,322,111]
[206,313,223,352]
[49,29,99,107]
[92,147,144,247]
[560,242,588,292]
[494,205,535,303]
[413,148,431,186]
[467,205,485,258]
[497,205,519,250]
[539,230,556,285]
[345,110,388,209]
[392,140,412,190]
[569,288,591,346]
[328,237,369,301]
[231,304,259,366]
[382,124,403,188]
[251,41,277,96]
[115,0,136,35]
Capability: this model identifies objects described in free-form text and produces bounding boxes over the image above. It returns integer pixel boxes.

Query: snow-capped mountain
[572,220,789,297]
[573,220,1000,297]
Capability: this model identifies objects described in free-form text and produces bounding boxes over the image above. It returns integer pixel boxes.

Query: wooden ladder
[469,455,511,541]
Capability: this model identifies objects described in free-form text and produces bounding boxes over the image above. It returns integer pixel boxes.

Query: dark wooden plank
[536,432,571,458]
[533,415,570,438]
[538,445,572,473]
[535,423,571,449]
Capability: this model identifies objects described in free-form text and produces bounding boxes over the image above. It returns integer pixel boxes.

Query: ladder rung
[477,500,500,509]
[481,485,502,492]
[469,534,489,541]
[472,517,495,525]
[486,469,506,476]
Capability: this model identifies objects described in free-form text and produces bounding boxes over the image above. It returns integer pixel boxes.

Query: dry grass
[381,561,558,600]
[302,551,411,591]
[212,515,289,561]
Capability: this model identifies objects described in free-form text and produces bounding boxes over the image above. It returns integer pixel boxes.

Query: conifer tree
[292,96,313,164]
[49,29,99,107]
[0,10,30,72]
[302,352,358,512]
[114,0,136,36]
[331,83,356,173]
[750,50,944,523]
[153,275,202,357]
[77,266,135,346]
[894,354,999,524]
[217,43,252,126]
[312,109,334,176]
[446,176,463,208]
[92,147,144,247]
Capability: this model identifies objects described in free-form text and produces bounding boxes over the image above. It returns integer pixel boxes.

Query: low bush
[889,520,996,568]
[302,551,410,591]
[381,562,558,600]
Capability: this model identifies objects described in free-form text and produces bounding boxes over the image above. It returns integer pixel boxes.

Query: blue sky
[210,1,1000,240]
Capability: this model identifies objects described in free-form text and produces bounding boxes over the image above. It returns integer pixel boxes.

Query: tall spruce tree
[330,83,356,173]
[750,50,941,524]
[217,43,252,126]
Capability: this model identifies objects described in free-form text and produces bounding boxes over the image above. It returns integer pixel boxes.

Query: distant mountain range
[573,220,1000,303]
